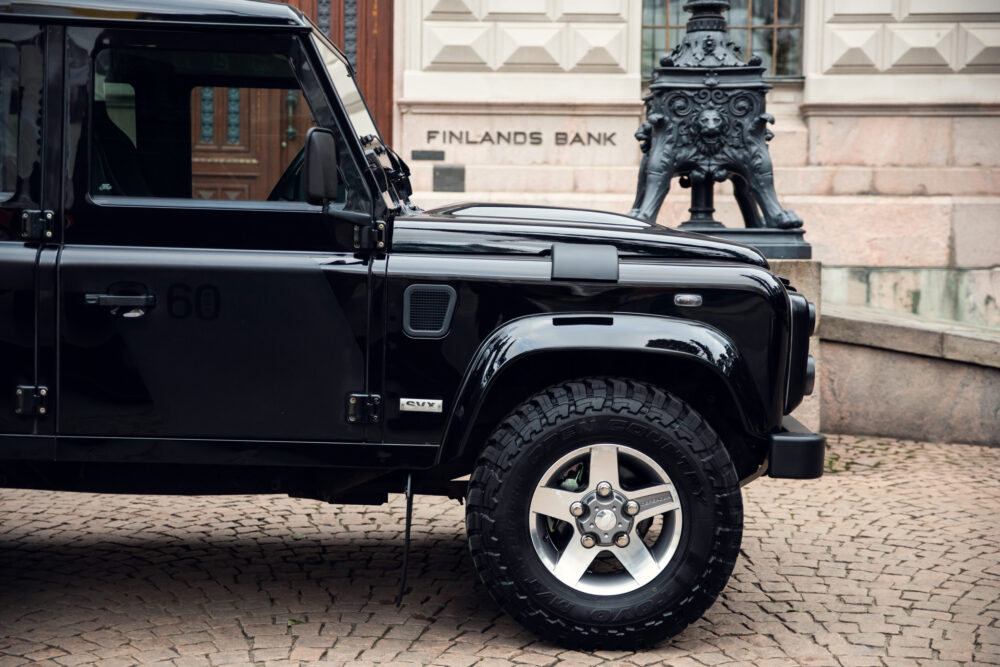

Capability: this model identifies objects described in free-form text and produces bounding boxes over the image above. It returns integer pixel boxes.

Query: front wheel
[466,378,743,648]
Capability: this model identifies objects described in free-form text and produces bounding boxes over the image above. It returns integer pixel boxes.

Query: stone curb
[819,304,1000,369]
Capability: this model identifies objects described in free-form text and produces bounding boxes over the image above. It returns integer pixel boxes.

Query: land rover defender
[0,0,823,647]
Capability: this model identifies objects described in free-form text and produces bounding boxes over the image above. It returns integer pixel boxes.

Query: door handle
[85,294,156,308]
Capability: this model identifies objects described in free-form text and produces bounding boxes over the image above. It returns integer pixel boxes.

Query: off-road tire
[466,377,743,648]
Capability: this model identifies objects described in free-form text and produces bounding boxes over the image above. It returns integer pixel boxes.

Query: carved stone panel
[887,24,956,71]
[423,24,493,70]
[821,0,1000,74]
[824,25,883,71]
[903,0,1000,19]
[554,0,628,23]
[961,24,1000,71]
[826,0,895,22]
[569,25,627,72]
[497,24,565,70]
[423,0,480,21]
[480,0,554,22]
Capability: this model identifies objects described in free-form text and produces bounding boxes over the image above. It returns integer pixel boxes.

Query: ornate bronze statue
[630,0,805,241]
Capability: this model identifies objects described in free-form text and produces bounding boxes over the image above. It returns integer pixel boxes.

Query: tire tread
[466,377,743,648]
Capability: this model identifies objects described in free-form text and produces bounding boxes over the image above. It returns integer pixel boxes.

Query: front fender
[437,312,767,465]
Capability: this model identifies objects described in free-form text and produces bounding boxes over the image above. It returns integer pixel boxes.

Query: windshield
[312,33,380,141]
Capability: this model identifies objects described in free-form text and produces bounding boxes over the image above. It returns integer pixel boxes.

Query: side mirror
[303,127,339,205]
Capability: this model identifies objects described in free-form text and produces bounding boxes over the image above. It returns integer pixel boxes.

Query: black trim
[403,284,457,339]
[1,0,309,30]
[803,354,815,396]
[0,435,57,460]
[550,242,619,282]
[53,436,438,468]
[784,292,813,413]
[768,416,825,479]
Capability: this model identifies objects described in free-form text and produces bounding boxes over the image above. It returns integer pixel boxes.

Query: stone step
[772,166,1000,197]
[823,267,1000,328]
[819,304,1000,446]
[411,191,1000,268]
[766,120,808,167]
[413,190,636,216]
[409,162,1000,197]
[821,304,1000,370]
[408,164,641,195]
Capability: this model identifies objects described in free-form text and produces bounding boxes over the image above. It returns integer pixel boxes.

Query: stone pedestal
[693,227,812,259]
[770,259,822,432]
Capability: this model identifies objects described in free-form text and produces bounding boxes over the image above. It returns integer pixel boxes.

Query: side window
[90,47,347,204]
[189,86,313,201]
[0,43,18,201]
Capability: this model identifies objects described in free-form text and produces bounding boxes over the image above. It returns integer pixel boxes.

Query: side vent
[403,284,457,338]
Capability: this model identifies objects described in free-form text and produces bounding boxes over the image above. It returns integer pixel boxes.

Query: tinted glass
[777,0,801,24]
[774,28,801,75]
[313,36,379,141]
[640,0,689,78]
[727,0,750,26]
[751,28,774,75]
[91,48,320,202]
[0,43,18,199]
[752,0,774,25]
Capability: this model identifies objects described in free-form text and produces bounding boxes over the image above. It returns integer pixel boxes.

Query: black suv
[0,0,823,648]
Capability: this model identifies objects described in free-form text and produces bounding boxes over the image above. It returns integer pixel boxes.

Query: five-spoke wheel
[466,378,743,648]
[528,443,682,595]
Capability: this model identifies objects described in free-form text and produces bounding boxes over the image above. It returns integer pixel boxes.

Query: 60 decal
[167,284,220,320]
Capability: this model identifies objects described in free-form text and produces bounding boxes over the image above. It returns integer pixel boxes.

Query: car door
[56,26,376,460]
[0,22,56,457]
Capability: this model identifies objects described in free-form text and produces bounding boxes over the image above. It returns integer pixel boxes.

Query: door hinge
[347,393,381,424]
[14,385,48,417]
[18,210,55,242]
[353,222,386,252]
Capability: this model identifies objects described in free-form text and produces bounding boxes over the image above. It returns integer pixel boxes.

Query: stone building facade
[384,0,1000,327]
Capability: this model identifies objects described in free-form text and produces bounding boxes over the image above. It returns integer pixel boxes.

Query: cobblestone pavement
[1,435,998,667]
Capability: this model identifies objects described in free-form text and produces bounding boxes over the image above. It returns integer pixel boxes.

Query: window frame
[81,29,372,215]
[310,32,381,144]
[0,42,20,203]
[0,23,44,231]
[641,0,804,81]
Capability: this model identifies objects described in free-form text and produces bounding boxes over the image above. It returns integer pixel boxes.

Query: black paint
[0,0,820,501]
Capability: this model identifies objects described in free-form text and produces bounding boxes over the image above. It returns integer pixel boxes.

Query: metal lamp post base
[680,226,812,260]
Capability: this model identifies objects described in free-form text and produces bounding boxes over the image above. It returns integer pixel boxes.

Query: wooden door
[191,0,395,201]
[351,0,394,141]
[190,87,310,201]
[294,0,394,140]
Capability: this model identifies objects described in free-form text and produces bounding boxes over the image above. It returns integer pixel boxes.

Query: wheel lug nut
[569,502,585,517]
[596,481,612,497]
[624,500,639,516]
[614,533,630,548]
[581,534,597,549]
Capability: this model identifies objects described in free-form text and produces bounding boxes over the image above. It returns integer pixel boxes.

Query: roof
[0,0,309,28]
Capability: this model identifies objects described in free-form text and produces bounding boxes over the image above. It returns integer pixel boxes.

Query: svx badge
[399,398,443,413]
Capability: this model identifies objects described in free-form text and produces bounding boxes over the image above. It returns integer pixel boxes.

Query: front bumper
[768,416,826,479]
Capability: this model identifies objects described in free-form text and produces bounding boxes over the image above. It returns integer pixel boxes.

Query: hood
[392,202,769,268]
